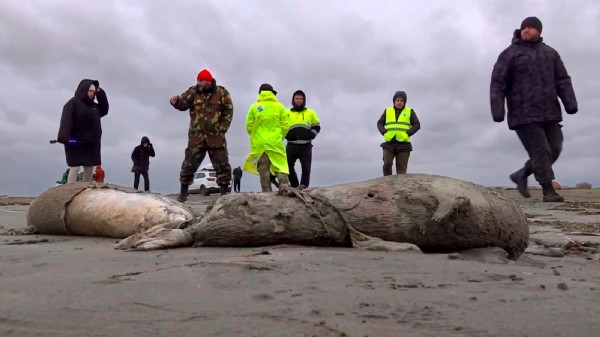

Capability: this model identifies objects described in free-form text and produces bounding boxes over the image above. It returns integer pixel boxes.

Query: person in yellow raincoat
[243,83,292,195]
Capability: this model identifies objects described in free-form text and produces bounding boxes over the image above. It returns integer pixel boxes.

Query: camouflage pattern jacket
[172,81,234,148]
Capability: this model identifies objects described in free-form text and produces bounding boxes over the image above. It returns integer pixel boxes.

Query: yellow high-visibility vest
[384,106,411,142]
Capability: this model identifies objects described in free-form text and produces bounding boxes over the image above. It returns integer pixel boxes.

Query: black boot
[510,170,530,198]
[219,184,229,195]
[541,182,564,202]
[178,184,189,202]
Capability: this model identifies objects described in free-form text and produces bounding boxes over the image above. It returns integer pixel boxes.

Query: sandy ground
[1,188,599,337]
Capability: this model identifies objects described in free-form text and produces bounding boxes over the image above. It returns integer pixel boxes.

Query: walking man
[376,91,421,176]
[490,16,578,202]
[232,166,243,192]
[170,68,234,202]
[285,90,321,189]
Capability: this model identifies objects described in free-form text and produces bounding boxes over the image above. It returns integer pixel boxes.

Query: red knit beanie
[197,69,213,82]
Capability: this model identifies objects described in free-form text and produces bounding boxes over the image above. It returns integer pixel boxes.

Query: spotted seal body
[116,174,529,260]
[26,182,195,238]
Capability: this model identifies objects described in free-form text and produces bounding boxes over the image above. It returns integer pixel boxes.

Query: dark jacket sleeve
[57,98,75,144]
[95,89,109,117]
[148,144,156,157]
[376,110,387,135]
[490,48,513,122]
[407,110,421,136]
[131,147,139,163]
[553,50,578,114]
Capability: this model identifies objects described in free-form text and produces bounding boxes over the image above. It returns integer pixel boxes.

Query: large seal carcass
[26,182,195,238]
[115,174,530,260]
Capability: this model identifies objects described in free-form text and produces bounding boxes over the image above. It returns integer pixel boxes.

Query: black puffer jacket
[131,136,155,172]
[490,29,578,130]
[57,79,109,166]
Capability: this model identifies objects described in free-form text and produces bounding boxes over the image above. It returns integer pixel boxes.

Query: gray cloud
[1,0,599,196]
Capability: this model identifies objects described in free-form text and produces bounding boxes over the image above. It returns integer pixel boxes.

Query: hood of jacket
[257,90,278,102]
[74,79,100,104]
[291,90,306,111]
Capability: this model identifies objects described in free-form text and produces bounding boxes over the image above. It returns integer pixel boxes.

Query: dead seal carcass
[116,174,530,260]
[26,182,195,238]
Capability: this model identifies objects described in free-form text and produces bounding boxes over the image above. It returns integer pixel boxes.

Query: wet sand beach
[1,188,599,336]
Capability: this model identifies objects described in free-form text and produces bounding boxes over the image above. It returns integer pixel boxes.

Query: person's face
[394,97,405,109]
[143,142,148,147]
[197,80,212,90]
[87,88,96,100]
[520,27,540,41]
[293,94,304,106]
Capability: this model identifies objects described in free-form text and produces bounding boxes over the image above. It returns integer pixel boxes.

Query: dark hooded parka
[131,136,155,172]
[490,28,578,129]
[57,79,109,166]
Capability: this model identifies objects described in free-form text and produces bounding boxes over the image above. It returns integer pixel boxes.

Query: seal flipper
[347,223,422,253]
[114,226,194,250]
[431,196,471,223]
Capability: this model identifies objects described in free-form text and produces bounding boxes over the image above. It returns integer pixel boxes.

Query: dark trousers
[134,171,150,191]
[233,178,241,192]
[383,149,410,175]
[514,122,563,184]
[287,143,312,188]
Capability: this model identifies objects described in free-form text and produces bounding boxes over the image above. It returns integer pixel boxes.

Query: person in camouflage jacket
[170,68,234,202]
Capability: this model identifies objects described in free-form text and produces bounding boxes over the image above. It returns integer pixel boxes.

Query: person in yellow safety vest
[285,90,321,190]
[243,83,293,195]
[376,91,421,176]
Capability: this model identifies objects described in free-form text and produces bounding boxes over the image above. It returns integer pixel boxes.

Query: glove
[493,116,504,123]
[309,132,317,140]
[566,107,578,114]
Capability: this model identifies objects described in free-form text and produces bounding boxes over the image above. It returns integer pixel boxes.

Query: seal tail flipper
[431,196,472,223]
[114,226,194,251]
[347,223,422,252]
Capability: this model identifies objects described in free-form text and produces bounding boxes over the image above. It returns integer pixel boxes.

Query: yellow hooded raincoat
[243,91,290,175]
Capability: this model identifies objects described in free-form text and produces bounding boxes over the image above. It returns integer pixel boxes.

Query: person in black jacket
[490,16,578,202]
[285,90,321,189]
[57,79,109,183]
[131,136,156,192]
[376,91,421,175]
[232,166,243,192]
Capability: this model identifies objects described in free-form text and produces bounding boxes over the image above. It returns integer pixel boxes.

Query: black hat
[259,83,277,95]
[521,16,542,33]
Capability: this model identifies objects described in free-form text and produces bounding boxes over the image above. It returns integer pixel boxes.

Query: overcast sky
[1,0,598,196]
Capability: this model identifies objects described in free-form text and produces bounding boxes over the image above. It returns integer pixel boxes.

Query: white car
[189,165,219,196]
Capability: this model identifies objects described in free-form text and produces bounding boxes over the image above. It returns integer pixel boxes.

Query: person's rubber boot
[178,184,189,203]
[298,184,307,190]
[219,184,228,196]
[278,182,293,196]
[509,170,530,198]
[260,173,273,192]
[276,173,294,197]
[541,182,564,202]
